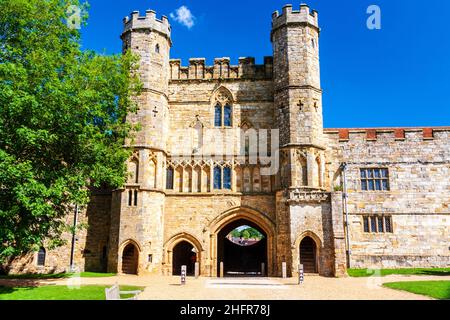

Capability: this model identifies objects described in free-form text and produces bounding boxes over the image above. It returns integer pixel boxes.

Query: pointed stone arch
[293,231,322,275]
[119,239,142,275]
[163,232,203,276]
[208,206,276,277]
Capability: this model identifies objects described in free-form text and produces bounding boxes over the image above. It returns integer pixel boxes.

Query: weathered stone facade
[7,4,449,277]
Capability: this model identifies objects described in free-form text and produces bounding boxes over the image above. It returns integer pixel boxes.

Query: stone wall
[325,128,450,268]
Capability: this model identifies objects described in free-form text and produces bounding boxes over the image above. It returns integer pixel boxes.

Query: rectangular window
[385,216,393,233]
[364,215,393,234]
[370,216,377,233]
[134,190,138,206]
[214,166,222,189]
[363,216,370,233]
[377,216,384,233]
[360,168,390,191]
[128,190,133,206]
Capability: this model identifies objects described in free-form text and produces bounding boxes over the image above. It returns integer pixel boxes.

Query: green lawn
[0,272,116,280]
[383,281,450,300]
[347,268,450,277]
[0,285,143,300]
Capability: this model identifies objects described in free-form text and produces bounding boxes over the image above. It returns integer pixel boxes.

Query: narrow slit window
[128,190,133,206]
[134,190,138,206]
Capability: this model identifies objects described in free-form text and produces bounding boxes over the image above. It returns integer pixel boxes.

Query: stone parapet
[122,10,171,42]
[169,57,273,81]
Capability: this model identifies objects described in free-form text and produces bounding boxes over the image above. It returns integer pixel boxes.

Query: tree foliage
[0,0,141,262]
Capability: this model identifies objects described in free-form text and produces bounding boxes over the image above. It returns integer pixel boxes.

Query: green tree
[0,0,141,263]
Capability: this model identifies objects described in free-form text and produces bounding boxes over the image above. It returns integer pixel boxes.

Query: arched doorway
[122,243,139,275]
[300,236,317,273]
[172,241,197,276]
[217,219,267,277]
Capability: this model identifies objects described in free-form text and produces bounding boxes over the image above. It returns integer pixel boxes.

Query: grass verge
[383,281,450,300]
[0,285,143,300]
[347,268,450,277]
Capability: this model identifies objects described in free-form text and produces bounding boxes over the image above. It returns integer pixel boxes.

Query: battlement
[324,127,450,143]
[122,10,171,39]
[271,4,319,34]
[169,57,273,81]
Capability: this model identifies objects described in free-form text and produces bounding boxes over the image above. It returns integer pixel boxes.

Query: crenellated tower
[272,4,325,191]
[108,10,171,275]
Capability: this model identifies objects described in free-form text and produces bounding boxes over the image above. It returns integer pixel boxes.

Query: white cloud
[170,6,195,29]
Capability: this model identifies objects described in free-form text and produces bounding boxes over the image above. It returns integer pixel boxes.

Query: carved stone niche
[286,188,330,204]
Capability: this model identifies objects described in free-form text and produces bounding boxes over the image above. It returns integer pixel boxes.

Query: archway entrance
[300,236,317,273]
[172,241,197,276]
[122,243,138,275]
[217,219,267,277]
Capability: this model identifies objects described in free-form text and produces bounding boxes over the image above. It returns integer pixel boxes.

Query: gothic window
[214,166,232,190]
[166,167,174,190]
[224,105,232,127]
[37,247,46,266]
[128,159,139,184]
[214,166,222,189]
[223,167,232,190]
[213,87,233,128]
[214,104,222,127]
[361,168,389,191]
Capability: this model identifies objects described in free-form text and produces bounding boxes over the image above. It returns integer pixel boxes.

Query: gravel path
[1,274,448,300]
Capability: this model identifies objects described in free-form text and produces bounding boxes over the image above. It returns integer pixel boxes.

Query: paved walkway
[2,274,448,300]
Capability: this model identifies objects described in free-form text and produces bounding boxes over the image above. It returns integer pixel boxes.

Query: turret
[272,4,325,190]
[108,9,171,276]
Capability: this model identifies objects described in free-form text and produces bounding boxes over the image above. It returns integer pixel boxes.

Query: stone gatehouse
[7,4,449,277]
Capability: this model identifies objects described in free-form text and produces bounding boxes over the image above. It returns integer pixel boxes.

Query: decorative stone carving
[286,189,330,204]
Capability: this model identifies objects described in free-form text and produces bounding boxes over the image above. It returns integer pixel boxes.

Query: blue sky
[81,0,450,128]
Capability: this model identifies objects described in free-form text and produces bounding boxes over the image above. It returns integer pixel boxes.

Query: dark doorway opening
[122,243,138,275]
[300,236,317,273]
[172,241,197,276]
[217,219,267,277]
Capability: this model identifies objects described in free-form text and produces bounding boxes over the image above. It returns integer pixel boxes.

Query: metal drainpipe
[341,163,352,268]
[69,204,78,272]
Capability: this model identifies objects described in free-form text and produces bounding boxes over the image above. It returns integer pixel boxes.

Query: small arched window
[37,247,46,266]
[311,38,316,48]
[155,44,160,53]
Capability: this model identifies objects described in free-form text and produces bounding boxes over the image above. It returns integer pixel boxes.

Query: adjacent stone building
[7,4,449,277]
